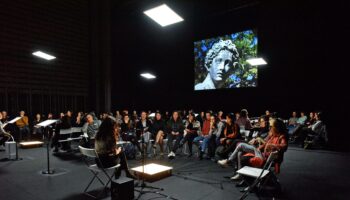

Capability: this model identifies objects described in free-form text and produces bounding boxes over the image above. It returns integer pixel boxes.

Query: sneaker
[53,147,59,153]
[168,151,175,159]
[218,159,228,166]
[230,174,241,180]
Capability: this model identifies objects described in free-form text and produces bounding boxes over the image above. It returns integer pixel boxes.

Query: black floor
[0,143,350,200]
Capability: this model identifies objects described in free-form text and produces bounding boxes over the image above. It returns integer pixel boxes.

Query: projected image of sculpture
[194,30,258,90]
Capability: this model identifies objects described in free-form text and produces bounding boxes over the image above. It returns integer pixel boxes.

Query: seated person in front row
[179,113,201,157]
[218,118,288,180]
[0,112,11,147]
[216,113,243,158]
[81,112,101,148]
[152,112,167,156]
[15,110,30,141]
[94,117,135,179]
[167,111,184,159]
[193,111,212,159]
[135,111,152,156]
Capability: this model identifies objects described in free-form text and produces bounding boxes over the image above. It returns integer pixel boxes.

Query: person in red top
[218,118,288,179]
[193,111,212,159]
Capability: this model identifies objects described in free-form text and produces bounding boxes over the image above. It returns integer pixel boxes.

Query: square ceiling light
[144,4,184,27]
[32,51,56,60]
[140,73,156,79]
[246,58,267,66]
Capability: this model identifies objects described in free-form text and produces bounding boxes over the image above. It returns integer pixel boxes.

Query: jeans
[228,143,263,162]
[193,135,210,152]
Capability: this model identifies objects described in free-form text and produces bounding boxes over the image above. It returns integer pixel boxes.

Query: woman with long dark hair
[94,117,135,179]
[179,113,201,157]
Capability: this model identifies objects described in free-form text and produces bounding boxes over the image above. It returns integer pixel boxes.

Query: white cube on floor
[5,141,16,159]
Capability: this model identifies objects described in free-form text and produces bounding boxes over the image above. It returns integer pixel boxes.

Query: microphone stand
[134,126,176,200]
[42,126,54,174]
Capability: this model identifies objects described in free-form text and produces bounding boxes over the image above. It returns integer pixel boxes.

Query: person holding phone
[94,117,135,179]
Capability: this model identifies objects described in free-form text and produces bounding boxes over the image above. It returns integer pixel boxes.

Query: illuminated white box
[19,141,44,148]
[131,163,172,182]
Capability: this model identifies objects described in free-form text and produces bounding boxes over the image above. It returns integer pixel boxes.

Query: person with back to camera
[94,117,135,179]
[195,40,239,90]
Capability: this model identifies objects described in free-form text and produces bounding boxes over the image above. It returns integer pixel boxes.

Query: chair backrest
[79,145,97,158]
[60,128,72,135]
[321,125,328,143]
[71,127,83,133]
[263,151,279,170]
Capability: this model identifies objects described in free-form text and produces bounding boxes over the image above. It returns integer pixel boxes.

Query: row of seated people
[85,111,288,182]
[287,111,328,148]
[0,110,88,143]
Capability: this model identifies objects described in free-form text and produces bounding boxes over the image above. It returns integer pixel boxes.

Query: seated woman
[94,117,135,179]
[167,111,184,159]
[251,115,270,139]
[152,112,166,156]
[218,118,288,179]
[120,114,142,153]
[179,113,201,157]
[0,112,11,147]
[135,111,153,156]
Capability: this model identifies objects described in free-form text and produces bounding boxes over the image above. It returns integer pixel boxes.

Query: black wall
[112,1,347,113]
[0,0,90,116]
[112,0,349,147]
[0,0,113,117]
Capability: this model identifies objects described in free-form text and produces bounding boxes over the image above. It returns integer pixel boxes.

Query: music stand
[134,128,176,200]
[1,117,23,161]
[36,119,58,174]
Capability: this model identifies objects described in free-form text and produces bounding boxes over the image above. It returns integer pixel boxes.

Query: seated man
[287,111,298,135]
[15,110,30,141]
[218,118,288,180]
[298,112,327,148]
[193,111,212,159]
[52,110,72,152]
[216,113,243,159]
[81,112,101,148]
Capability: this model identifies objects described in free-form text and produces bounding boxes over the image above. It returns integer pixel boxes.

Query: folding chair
[238,151,280,200]
[79,146,120,199]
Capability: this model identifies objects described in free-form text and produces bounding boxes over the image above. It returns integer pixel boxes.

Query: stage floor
[1,144,350,200]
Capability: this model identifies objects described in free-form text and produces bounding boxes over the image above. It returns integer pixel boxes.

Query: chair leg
[84,175,98,193]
